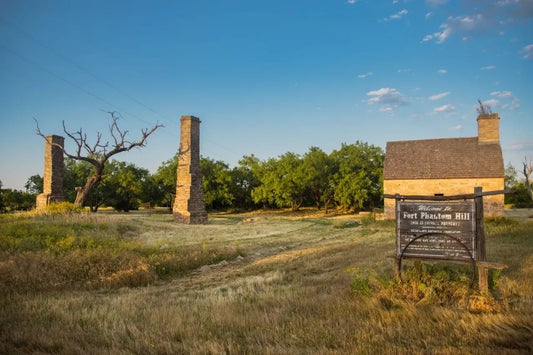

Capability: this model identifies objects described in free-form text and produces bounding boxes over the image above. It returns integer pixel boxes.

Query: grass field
[1,208,532,354]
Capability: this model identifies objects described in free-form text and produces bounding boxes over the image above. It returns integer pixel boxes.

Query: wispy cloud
[504,140,533,152]
[366,87,408,113]
[434,104,455,113]
[429,92,450,101]
[346,0,358,4]
[490,91,520,110]
[426,0,449,6]
[481,65,496,70]
[449,124,463,131]
[481,98,500,108]
[423,1,533,45]
[437,69,447,74]
[422,25,452,43]
[384,9,408,21]
[522,44,533,59]
[357,72,373,79]
[491,91,512,98]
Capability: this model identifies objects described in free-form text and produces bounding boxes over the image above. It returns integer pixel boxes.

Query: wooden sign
[396,201,476,261]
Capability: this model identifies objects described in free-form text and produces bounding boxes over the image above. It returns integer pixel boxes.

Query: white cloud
[423,1,533,45]
[346,0,358,4]
[491,91,512,98]
[437,69,447,74]
[449,124,463,131]
[504,140,533,152]
[490,91,520,110]
[358,72,373,78]
[426,0,449,6]
[384,9,408,21]
[366,87,408,113]
[482,98,500,108]
[436,25,452,43]
[522,44,533,59]
[504,98,521,110]
[481,65,496,70]
[429,92,450,101]
[434,104,455,113]
[425,12,433,20]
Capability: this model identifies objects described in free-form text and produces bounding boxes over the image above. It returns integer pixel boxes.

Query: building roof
[383,137,504,180]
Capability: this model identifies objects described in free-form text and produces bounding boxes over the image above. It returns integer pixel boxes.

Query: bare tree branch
[35,112,164,207]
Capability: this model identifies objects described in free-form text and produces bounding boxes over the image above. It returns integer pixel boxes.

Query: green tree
[153,155,178,209]
[302,147,337,213]
[330,142,384,211]
[24,175,43,194]
[1,189,35,211]
[0,180,5,213]
[105,161,149,212]
[251,152,306,211]
[230,156,261,210]
[200,157,234,210]
[250,157,278,209]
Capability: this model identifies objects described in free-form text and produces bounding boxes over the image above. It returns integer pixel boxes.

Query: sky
[0,0,532,190]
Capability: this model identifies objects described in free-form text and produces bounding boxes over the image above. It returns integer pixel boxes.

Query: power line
[1,17,245,162]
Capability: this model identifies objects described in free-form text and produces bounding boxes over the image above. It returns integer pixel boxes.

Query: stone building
[173,115,208,224]
[36,135,65,209]
[383,113,504,219]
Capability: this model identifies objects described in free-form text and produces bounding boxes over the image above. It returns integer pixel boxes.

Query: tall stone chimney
[36,135,65,208]
[173,115,208,224]
[477,113,500,144]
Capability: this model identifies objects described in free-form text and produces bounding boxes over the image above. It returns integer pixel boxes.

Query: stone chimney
[36,135,65,209]
[477,113,500,144]
[173,116,208,224]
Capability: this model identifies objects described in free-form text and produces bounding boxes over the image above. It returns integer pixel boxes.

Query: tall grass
[0,211,532,353]
[0,213,243,292]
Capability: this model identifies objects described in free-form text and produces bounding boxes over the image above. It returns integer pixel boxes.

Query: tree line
[1,141,385,213]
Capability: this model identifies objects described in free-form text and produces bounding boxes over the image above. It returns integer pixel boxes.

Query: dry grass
[1,209,532,354]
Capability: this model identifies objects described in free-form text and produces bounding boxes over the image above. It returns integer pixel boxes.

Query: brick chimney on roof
[477,113,500,144]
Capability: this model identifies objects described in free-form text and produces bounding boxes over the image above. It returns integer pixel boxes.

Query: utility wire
[0,16,244,163]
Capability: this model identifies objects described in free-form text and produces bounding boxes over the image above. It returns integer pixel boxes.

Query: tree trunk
[526,177,532,202]
[524,159,533,202]
[74,173,101,208]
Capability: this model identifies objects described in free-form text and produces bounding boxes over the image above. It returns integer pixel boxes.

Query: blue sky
[1,0,532,190]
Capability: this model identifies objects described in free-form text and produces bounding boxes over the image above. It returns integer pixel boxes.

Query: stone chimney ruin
[36,135,65,209]
[173,115,208,224]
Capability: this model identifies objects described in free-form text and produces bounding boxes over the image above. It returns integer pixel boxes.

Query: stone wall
[36,135,65,209]
[383,177,505,219]
[173,116,208,224]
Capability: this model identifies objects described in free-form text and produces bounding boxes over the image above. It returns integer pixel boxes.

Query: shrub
[37,202,84,216]
[347,261,504,313]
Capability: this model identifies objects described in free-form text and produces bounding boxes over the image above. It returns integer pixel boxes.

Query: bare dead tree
[36,112,163,207]
[476,99,492,115]
[523,157,533,202]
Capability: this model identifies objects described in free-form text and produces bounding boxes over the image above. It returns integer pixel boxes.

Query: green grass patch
[0,213,244,292]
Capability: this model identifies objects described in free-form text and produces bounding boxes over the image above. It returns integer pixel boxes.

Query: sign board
[396,201,476,261]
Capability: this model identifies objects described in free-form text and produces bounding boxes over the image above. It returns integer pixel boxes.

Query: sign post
[385,187,511,293]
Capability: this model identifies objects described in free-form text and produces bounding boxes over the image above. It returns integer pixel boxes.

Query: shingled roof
[383,137,504,180]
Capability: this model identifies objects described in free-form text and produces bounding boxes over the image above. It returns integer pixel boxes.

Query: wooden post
[474,186,489,293]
